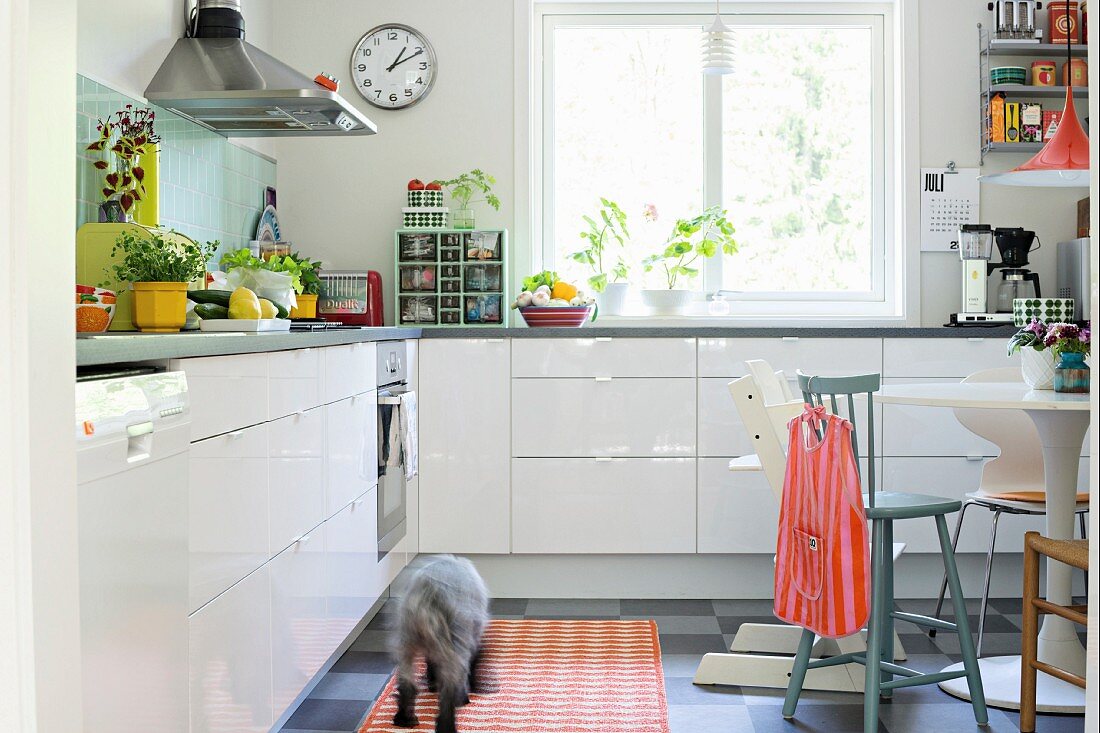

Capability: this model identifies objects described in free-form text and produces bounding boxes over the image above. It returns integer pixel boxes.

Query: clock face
[350,24,437,110]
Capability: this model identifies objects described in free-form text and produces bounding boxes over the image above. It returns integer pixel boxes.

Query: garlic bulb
[514,291,533,308]
[531,291,551,307]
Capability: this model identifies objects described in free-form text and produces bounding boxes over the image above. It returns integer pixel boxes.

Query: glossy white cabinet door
[189,564,273,733]
[269,408,325,555]
[881,378,999,458]
[269,348,321,420]
[698,337,883,378]
[882,337,1015,378]
[511,458,696,553]
[512,338,696,377]
[325,490,380,651]
[322,342,376,404]
[324,393,378,520]
[270,525,328,722]
[190,423,269,613]
[419,339,511,553]
[511,378,696,457]
[697,458,779,553]
[170,353,268,441]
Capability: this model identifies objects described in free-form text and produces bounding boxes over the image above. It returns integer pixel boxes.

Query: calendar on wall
[919,167,980,252]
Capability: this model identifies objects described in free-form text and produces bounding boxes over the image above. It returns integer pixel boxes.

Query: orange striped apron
[774,405,870,639]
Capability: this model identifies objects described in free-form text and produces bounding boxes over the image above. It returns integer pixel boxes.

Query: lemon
[228,287,262,319]
[258,298,278,319]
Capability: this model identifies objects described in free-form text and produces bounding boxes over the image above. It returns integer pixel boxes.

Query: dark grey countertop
[419,325,1019,339]
[76,324,1016,367]
[76,327,421,367]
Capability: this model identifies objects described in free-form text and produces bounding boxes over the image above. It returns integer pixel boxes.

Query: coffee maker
[950,225,1041,325]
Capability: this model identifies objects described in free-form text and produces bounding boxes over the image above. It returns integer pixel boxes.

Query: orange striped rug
[358,619,670,733]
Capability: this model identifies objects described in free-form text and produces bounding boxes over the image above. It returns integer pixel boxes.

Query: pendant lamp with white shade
[702,1,735,75]
[980,25,1090,187]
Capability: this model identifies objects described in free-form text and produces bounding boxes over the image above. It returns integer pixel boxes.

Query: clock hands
[386,47,424,72]
[386,46,408,72]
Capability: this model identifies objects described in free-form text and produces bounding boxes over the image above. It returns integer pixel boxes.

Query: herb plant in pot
[108,229,217,333]
[640,207,736,315]
[286,253,323,318]
[436,169,501,229]
[569,198,631,316]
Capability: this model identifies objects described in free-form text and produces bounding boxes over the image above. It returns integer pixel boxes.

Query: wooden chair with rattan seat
[1020,532,1089,733]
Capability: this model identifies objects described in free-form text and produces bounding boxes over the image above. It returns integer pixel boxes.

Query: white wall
[1,0,82,731]
[271,0,1088,326]
[918,0,1087,326]
[272,0,515,321]
[77,0,276,157]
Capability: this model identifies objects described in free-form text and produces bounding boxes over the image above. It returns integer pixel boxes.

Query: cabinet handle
[967,338,985,343]
[227,430,244,439]
[594,376,613,382]
[782,336,799,342]
[297,534,312,544]
[296,410,307,417]
[352,498,365,506]
[595,337,612,343]
[485,338,505,343]
[594,456,613,463]
[965,454,984,462]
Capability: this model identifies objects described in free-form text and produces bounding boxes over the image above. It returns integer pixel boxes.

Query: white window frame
[532,2,913,321]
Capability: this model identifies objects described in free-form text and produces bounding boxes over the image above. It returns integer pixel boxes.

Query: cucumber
[188,289,231,307]
[274,302,290,319]
[193,303,229,320]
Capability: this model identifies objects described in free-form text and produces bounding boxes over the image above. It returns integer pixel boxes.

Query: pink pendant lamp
[981,25,1090,187]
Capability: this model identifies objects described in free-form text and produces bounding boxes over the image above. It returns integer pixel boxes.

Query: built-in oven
[376,341,413,558]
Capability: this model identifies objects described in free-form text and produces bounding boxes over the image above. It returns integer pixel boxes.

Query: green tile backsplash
[75,75,277,261]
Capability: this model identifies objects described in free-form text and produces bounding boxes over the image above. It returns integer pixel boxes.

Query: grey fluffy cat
[392,555,490,733]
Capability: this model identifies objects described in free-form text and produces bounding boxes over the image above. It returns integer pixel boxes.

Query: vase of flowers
[87,105,160,224]
[1046,322,1091,393]
[1008,319,1091,391]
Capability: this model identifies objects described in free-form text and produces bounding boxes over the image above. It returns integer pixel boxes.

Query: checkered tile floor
[278,597,1087,733]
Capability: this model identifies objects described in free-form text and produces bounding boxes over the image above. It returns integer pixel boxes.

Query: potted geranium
[435,169,501,229]
[107,229,217,332]
[569,198,631,316]
[87,104,159,224]
[640,206,737,315]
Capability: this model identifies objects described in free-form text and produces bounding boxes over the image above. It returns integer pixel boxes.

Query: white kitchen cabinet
[881,378,999,458]
[325,489,380,651]
[322,342,375,404]
[697,458,779,554]
[511,458,696,553]
[189,564,273,733]
[270,524,328,721]
[419,339,511,553]
[189,422,269,613]
[269,408,325,554]
[323,392,377,519]
[698,337,883,378]
[511,337,696,378]
[511,377,696,457]
[883,337,1015,378]
[268,348,321,420]
[170,353,268,441]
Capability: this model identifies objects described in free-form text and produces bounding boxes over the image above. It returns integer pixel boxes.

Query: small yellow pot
[290,293,319,319]
[132,282,189,333]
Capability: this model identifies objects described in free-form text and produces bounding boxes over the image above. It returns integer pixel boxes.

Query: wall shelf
[986,41,1089,56]
[985,142,1045,153]
[983,84,1088,99]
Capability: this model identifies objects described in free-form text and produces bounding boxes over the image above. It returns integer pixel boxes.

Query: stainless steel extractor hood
[145,2,376,138]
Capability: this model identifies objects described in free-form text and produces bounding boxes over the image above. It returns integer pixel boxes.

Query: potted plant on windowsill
[640,206,737,315]
[569,198,631,316]
[435,169,501,229]
[107,229,217,333]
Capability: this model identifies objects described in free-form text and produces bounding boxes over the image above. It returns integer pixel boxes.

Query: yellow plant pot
[289,293,319,319]
[132,282,189,333]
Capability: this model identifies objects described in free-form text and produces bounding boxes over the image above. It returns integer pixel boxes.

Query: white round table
[876,382,1090,714]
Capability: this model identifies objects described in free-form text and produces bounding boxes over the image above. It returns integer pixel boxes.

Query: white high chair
[693,362,906,692]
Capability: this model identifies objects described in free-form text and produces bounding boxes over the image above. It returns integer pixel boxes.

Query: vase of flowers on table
[87,105,160,224]
[1008,319,1091,391]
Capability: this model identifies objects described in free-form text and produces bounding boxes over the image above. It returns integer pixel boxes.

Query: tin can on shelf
[1050,1,1081,44]
[1062,58,1088,86]
[1032,60,1057,85]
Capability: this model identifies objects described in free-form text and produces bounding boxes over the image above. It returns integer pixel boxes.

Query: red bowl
[519,305,593,327]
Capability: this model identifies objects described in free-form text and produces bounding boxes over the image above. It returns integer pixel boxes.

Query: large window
[540,7,898,316]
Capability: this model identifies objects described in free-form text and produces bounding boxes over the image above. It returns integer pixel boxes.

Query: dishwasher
[75,368,191,733]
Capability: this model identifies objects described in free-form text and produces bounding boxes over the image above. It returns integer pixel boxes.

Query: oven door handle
[378,387,413,406]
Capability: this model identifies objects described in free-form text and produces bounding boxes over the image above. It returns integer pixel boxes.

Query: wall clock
[350,23,437,110]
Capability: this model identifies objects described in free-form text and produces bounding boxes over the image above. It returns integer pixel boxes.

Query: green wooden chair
[781,372,987,733]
